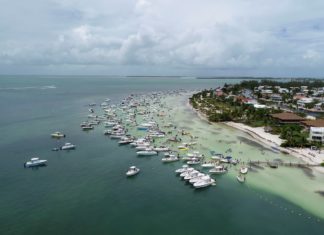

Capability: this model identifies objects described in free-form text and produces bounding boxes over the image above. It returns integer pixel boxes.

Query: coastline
[187,100,324,174]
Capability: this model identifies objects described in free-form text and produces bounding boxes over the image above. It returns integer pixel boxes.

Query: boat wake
[0,85,57,90]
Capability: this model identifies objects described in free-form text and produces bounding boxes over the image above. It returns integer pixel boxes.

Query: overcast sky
[1,0,324,77]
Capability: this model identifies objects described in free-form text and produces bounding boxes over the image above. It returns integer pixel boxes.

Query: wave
[0,85,57,90]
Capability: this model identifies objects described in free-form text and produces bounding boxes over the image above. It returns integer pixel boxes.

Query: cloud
[1,0,324,76]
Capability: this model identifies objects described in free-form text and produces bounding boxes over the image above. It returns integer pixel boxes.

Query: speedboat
[180,168,195,177]
[82,125,94,131]
[24,158,47,167]
[175,165,189,174]
[220,156,232,163]
[126,166,140,176]
[240,167,248,174]
[136,150,157,156]
[184,171,200,181]
[201,162,215,168]
[60,143,76,150]
[187,158,201,165]
[153,146,170,152]
[237,174,246,183]
[189,173,206,184]
[193,176,215,188]
[209,165,227,174]
[51,131,66,138]
[162,156,179,162]
[118,137,133,145]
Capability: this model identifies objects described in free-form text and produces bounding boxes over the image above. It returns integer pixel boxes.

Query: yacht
[51,131,66,138]
[126,166,140,176]
[187,158,201,165]
[60,143,76,150]
[201,162,215,168]
[189,173,206,184]
[175,165,189,174]
[136,150,158,156]
[193,176,215,188]
[240,167,248,174]
[209,165,227,174]
[24,158,47,168]
[118,137,133,145]
[82,125,94,131]
[237,174,246,183]
[161,156,179,162]
[153,146,169,152]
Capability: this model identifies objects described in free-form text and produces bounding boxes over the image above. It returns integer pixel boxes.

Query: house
[270,112,305,124]
[278,88,289,93]
[309,127,324,142]
[297,97,313,108]
[315,102,324,110]
[270,94,282,102]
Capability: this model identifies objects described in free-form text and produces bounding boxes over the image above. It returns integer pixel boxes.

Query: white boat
[187,158,201,165]
[175,165,189,174]
[60,143,76,150]
[161,156,179,162]
[201,163,215,168]
[24,158,47,167]
[104,121,117,127]
[82,125,94,130]
[51,131,66,138]
[136,150,157,156]
[240,167,248,174]
[237,174,246,183]
[180,168,195,177]
[209,165,227,174]
[193,176,215,188]
[184,171,200,180]
[189,173,206,184]
[153,146,169,152]
[126,166,140,176]
[118,137,133,145]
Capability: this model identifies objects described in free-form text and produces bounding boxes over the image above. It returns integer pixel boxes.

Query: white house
[309,127,324,142]
[297,97,314,108]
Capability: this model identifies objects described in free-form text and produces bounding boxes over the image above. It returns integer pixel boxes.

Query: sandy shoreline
[187,100,324,174]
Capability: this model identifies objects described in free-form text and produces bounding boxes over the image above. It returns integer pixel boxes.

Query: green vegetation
[189,79,324,148]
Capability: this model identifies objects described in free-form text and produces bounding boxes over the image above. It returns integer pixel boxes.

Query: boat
[161,156,179,162]
[189,173,206,184]
[153,146,169,152]
[82,125,94,131]
[126,166,140,176]
[240,167,248,174]
[118,137,133,145]
[237,174,246,183]
[209,165,227,174]
[136,150,158,156]
[193,176,215,188]
[51,131,66,138]
[220,156,232,163]
[52,148,59,151]
[24,158,47,168]
[60,143,76,150]
[201,162,215,168]
[175,165,189,174]
[187,158,201,165]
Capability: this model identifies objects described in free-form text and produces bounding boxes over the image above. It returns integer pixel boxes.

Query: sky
[1,0,324,77]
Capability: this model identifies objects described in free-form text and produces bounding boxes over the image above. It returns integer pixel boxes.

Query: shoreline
[187,100,324,174]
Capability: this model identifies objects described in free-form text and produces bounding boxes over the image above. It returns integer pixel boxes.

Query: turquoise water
[0,75,324,235]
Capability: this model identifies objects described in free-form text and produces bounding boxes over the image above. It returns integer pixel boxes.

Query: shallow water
[0,75,324,235]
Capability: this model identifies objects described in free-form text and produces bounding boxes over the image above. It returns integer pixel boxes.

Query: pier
[248,160,320,168]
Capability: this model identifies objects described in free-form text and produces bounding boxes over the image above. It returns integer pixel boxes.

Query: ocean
[0,75,324,235]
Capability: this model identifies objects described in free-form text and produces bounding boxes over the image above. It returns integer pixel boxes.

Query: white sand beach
[224,121,324,174]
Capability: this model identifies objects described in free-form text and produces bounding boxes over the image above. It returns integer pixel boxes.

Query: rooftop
[302,119,324,128]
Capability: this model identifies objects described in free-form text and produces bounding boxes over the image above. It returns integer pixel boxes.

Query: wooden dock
[248,160,320,168]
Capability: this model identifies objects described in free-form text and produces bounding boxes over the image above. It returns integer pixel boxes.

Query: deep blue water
[0,75,323,235]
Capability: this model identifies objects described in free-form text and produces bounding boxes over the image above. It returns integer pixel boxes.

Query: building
[270,112,305,124]
[309,127,324,142]
[301,119,324,129]
[297,97,313,108]
[270,94,282,102]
